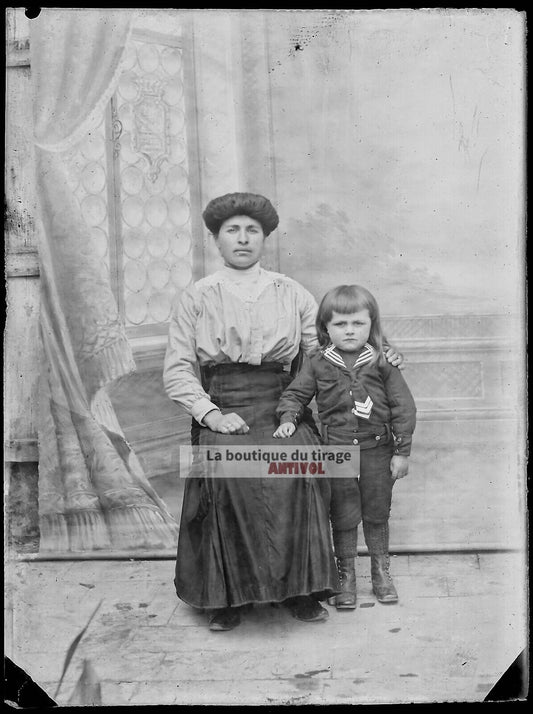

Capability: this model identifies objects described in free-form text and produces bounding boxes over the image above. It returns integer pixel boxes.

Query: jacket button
[375,435,381,440]
[352,438,359,445]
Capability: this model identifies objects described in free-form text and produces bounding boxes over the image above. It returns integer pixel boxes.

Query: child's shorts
[324,426,395,528]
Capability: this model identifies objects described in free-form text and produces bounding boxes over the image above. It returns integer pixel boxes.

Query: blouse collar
[220,262,261,282]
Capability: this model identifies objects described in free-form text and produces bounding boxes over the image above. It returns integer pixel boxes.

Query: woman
[163,192,400,631]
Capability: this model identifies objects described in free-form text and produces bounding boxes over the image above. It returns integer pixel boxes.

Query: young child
[274,285,416,609]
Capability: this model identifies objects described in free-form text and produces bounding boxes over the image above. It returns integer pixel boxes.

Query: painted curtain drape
[31,8,178,551]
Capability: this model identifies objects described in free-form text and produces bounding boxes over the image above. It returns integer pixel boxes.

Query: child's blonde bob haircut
[316,284,385,366]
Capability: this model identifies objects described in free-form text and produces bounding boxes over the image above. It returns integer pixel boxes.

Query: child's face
[326,309,372,353]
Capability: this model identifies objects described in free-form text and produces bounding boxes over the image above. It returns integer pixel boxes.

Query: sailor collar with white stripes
[322,343,376,370]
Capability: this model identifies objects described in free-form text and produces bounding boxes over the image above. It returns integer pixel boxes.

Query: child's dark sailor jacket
[276,343,417,456]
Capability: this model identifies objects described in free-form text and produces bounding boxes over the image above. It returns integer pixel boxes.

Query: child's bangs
[327,290,370,316]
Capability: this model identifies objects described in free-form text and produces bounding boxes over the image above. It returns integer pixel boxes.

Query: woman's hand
[385,347,405,370]
[273,422,296,438]
[203,410,249,434]
[390,454,409,480]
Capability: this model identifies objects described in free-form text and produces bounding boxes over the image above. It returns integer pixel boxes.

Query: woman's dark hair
[316,284,385,364]
[202,192,279,236]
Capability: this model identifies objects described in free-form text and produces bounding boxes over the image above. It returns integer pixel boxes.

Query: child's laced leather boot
[363,521,398,603]
[328,528,358,609]
[334,557,357,609]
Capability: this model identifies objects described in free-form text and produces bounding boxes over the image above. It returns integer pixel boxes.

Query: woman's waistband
[201,361,285,379]
[200,361,289,398]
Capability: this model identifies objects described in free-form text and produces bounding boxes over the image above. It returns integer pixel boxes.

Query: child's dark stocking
[363,520,398,603]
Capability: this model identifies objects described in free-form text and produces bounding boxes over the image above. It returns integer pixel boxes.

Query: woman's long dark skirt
[175,363,340,609]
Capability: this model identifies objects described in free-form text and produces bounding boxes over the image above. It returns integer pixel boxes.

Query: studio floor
[4,550,528,706]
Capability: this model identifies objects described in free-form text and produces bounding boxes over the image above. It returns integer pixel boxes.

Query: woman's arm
[164,289,250,434]
[297,285,320,355]
[163,289,220,425]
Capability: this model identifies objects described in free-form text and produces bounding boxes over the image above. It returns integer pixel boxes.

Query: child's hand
[273,422,296,438]
[390,454,409,480]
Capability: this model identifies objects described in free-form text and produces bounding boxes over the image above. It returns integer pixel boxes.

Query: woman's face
[215,215,265,269]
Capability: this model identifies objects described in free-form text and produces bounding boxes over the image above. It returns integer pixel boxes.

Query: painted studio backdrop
[5,9,526,556]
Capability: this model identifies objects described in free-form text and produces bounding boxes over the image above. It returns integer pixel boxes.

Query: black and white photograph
[4,6,528,706]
